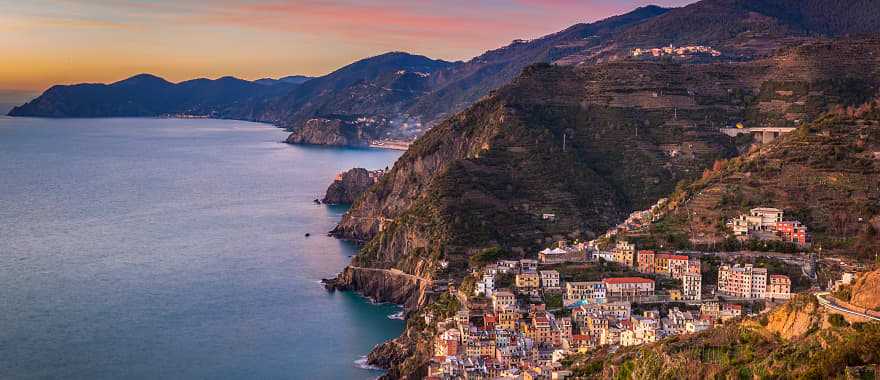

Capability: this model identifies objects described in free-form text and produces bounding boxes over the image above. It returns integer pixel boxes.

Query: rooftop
[751,207,783,213]
[603,277,654,284]
[656,254,689,260]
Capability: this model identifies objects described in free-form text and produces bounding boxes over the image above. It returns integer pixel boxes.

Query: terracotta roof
[657,254,689,260]
[603,277,654,284]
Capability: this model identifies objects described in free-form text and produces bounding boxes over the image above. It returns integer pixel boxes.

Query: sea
[0,117,404,379]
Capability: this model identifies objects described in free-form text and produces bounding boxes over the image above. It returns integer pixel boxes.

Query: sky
[0,0,694,101]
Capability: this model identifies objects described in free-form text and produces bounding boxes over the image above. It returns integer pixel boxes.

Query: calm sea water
[0,117,403,379]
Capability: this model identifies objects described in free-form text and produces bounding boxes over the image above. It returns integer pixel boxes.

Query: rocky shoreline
[321,168,384,205]
[321,265,435,378]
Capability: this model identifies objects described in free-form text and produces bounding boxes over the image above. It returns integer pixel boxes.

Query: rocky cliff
[765,293,822,339]
[335,39,880,281]
[284,118,372,147]
[851,269,880,310]
[322,168,383,205]
[328,266,430,310]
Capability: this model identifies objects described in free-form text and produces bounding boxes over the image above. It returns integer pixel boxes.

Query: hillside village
[421,118,879,379]
[315,2,880,379]
[418,134,880,379]
[424,231,809,379]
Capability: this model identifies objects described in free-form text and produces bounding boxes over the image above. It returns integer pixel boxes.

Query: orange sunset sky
[0,0,693,102]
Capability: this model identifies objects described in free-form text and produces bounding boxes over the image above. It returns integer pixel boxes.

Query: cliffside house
[492,291,516,312]
[682,272,702,301]
[515,272,540,290]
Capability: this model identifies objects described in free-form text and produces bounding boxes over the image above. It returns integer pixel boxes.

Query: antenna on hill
[562,132,566,153]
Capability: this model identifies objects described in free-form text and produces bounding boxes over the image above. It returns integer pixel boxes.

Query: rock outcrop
[850,269,880,310]
[326,266,431,311]
[322,168,383,205]
[766,294,821,339]
[284,118,372,147]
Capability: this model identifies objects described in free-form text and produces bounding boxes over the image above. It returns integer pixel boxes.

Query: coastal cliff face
[322,168,383,205]
[331,266,430,310]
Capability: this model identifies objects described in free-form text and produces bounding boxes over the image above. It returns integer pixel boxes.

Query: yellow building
[612,240,636,267]
[516,272,540,289]
[497,309,521,330]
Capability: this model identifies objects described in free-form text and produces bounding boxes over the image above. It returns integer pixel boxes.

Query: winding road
[815,292,880,322]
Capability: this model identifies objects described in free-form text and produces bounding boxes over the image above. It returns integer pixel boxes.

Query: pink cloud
[182,1,537,50]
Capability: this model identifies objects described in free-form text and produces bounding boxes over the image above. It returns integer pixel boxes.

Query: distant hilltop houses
[728,207,810,246]
[632,45,722,58]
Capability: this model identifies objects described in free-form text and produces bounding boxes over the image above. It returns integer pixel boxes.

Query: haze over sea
[0,117,403,379]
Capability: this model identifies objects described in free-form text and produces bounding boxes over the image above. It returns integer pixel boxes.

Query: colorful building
[603,277,655,299]
[636,250,655,273]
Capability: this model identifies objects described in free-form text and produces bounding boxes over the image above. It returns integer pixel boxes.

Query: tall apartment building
[682,272,702,301]
[636,250,655,273]
[612,240,636,267]
[717,264,767,299]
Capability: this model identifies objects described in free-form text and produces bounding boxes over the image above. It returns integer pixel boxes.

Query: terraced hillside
[332,61,747,280]
[336,38,880,278]
[645,99,880,259]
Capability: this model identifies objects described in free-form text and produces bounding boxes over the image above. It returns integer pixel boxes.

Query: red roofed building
[603,277,655,299]
[483,314,497,330]
[570,334,593,352]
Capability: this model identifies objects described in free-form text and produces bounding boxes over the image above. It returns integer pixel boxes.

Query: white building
[475,272,495,297]
[539,270,560,290]
[751,207,783,228]
[682,272,702,301]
